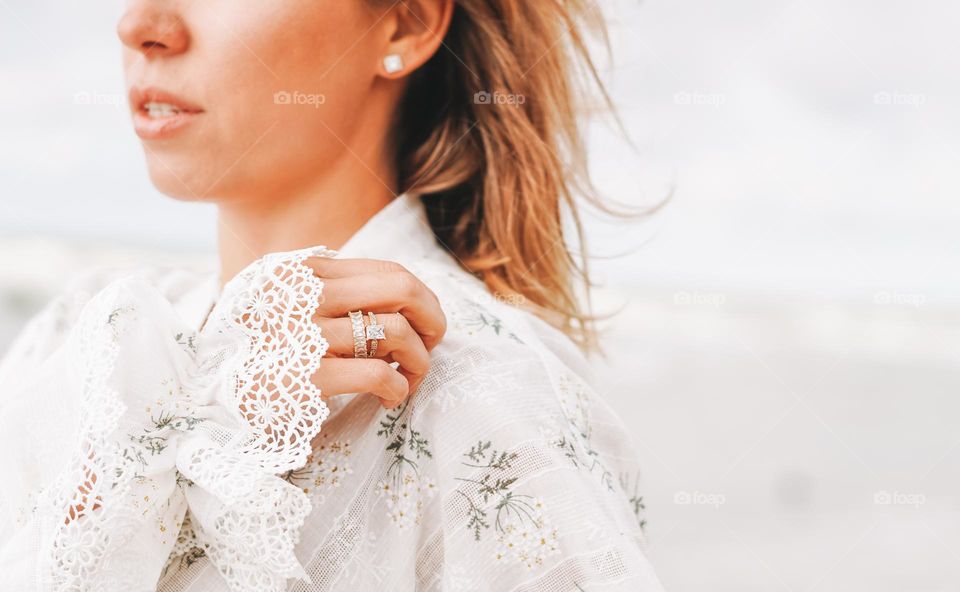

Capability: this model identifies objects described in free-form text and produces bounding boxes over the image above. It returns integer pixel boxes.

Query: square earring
[383,54,405,74]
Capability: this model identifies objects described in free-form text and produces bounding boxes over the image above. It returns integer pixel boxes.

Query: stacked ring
[349,310,368,358]
[366,312,386,357]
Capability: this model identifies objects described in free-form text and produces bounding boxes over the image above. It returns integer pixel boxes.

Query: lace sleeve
[0,246,336,592]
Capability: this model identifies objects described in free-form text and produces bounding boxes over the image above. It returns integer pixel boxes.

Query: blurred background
[1,0,957,590]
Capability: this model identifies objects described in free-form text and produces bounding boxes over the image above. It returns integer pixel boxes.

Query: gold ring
[348,310,368,358]
[365,311,386,357]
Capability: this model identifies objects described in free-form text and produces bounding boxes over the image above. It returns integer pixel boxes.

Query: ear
[377,0,454,80]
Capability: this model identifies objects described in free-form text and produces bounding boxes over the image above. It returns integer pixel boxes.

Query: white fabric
[0,193,664,592]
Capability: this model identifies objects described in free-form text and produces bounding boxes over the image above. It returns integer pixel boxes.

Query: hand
[304,258,447,409]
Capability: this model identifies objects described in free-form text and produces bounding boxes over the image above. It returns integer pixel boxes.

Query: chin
[145,158,217,202]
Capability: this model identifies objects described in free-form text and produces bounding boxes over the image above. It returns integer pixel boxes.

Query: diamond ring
[365,311,386,357]
[349,310,368,358]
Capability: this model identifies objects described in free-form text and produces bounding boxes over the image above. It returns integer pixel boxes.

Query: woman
[0,0,664,590]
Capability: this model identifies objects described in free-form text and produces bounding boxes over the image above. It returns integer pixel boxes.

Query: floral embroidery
[376,472,437,530]
[282,437,355,502]
[454,440,561,570]
[620,471,647,530]
[160,511,206,582]
[312,439,354,489]
[173,331,198,356]
[547,374,615,491]
[455,299,523,343]
[137,411,204,452]
[121,408,205,480]
[120,403,207,581]
[494,497,560,569]
[546,372,649,530]
[375,400,436,529]
[427,354,519,414]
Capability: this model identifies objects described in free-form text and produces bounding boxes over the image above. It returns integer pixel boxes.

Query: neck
[215,162,396,287]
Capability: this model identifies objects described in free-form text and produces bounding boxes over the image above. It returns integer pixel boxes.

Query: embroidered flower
[312,440,354,489]
[375,399,436,530]
[455,442,563,570]
[493,499,560,569]
[377,472,436,530]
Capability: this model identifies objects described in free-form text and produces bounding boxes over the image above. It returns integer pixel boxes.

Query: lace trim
[219,246,334,472]
[31,246,336,591]
[35,283,143,590]
[186,245,336,590]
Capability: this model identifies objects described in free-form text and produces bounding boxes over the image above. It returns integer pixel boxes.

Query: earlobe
[382,53,405,76]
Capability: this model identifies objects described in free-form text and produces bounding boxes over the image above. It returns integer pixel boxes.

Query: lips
[129,86,205,140]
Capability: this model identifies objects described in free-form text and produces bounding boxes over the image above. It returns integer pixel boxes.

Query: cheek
[205,3,377,158]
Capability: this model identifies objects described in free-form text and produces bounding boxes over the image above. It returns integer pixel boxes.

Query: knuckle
[394,373,411,398]
[386,312,412,338]
[370,359,395,382]
[392,271,421,299]
[375,260,407,275]
[305,256,332,277]
[409,355,430,377]
[311,364,330,387]
[437,305,448,337]
[313,298,334,317]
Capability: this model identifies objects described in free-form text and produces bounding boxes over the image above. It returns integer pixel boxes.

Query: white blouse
[0,193,664,592]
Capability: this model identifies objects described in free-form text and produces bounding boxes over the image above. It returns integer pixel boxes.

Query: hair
[377,0,627,350]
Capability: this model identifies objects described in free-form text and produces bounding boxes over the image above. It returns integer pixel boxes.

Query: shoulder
[405,251,596,387]
[406,255,615,439]
[393,261,656,582]
[367,248,624,446]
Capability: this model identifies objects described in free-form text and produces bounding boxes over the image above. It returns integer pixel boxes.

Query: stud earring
[383,54,404,75]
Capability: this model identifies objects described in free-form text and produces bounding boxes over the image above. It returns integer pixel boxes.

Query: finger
[304,257,409,280]
[317,314,429,370]
[305,258,446,351]
[376,312,431,394]
[313,358,410,408]
[318,272,446,351]
[316,314,431,395]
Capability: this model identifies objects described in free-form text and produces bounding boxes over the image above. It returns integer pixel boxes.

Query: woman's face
[118,0,389,201]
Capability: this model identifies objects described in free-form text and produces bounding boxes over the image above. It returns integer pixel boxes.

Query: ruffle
[21,246,335,591]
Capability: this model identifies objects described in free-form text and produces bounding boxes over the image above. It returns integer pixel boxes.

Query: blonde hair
[384,1,623,350]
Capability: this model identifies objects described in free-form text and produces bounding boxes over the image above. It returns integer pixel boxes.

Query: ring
[365,312,386,357]
[349,310,368,358]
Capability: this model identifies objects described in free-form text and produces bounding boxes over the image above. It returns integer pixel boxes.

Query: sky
[1,0,958,306]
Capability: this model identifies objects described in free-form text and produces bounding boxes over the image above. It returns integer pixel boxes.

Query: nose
[117,2,190,58]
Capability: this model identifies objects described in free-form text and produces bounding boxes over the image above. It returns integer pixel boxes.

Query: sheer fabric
[0,193,663,591]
